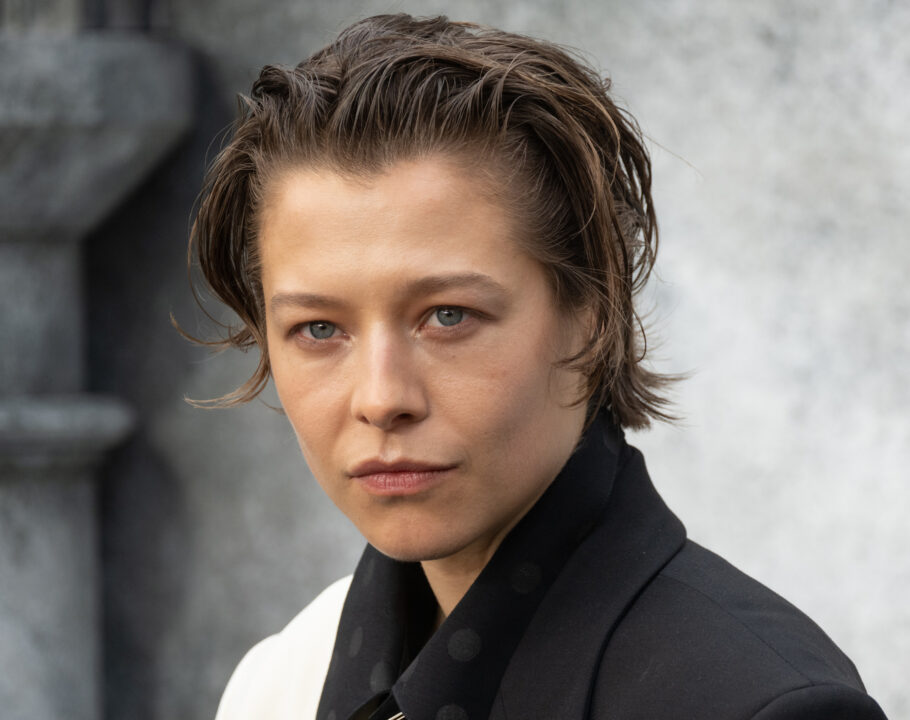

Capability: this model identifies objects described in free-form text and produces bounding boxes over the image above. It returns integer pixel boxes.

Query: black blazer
[495,452,885,719]
[318,419,886,720]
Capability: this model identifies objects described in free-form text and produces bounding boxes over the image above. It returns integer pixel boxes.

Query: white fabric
[214,575,353,720]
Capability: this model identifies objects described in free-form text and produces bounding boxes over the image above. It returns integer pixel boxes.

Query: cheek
[269,353,347,467]
[433,318,567,446]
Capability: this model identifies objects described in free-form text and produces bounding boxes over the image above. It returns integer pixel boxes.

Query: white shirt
[214,576,353,720]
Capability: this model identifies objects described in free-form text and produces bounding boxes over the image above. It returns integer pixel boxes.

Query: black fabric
[490,438,687,720]
[749,684,888,720]
[318,416,623,720]
[587,543,883,719]
[316,417,886,720]
[366,693,402,720]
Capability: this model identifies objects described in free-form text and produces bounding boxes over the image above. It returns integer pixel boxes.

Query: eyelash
[425,306,468,329]
[296,320,340,341]
[290,306,474,343]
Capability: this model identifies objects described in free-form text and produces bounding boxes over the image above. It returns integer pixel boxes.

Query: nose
[350,330,428,431]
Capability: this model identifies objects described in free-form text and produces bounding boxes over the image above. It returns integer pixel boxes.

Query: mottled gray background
[2,1,908,719]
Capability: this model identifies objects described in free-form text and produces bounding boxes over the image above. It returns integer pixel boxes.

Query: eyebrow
[269,272,509,313]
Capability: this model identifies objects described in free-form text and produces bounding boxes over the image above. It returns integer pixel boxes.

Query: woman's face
[259,157,588,565]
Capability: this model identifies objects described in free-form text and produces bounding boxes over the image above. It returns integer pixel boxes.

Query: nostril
[354,392,429,429]
[350,343,429,428]
[358,407,420,430]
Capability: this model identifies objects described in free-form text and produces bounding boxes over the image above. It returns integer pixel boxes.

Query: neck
[419,509,528,624]
[419,466,568,624]
[420,544,495,624]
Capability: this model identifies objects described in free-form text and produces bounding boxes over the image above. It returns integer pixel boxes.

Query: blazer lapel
[492,446,686,720]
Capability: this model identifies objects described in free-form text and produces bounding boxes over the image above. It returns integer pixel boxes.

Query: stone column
[0,6,192,718]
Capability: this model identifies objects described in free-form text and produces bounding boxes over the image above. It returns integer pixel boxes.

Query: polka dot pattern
[447,628,482,662]
[315,416,618,720]
[369,660,395,693]
[363,556,376,585]
[436,704,469,720]
[510,562,542,594]
[348,626,363,657]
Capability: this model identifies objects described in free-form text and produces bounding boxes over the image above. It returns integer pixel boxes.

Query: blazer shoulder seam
[656,572,811,685]
[747,681,880,719]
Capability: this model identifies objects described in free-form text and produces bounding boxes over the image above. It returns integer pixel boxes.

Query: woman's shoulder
[214,575,352,720]
[594,541,885,718]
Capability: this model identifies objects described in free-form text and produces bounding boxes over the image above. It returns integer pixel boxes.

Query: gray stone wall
[0,8,190,717]
[53,1,910,719]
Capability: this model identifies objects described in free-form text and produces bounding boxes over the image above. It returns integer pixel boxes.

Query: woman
[188,14,886,720]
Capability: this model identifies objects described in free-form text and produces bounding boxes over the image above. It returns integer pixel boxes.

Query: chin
[364,525,470,564]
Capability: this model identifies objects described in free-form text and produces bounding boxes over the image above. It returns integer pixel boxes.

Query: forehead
[261,158,503,235]
[257,158,535,296]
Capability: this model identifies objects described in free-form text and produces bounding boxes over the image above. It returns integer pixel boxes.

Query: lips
[349,459,457,496]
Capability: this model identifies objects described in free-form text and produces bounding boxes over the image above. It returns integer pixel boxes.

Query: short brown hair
[184,13,676,429]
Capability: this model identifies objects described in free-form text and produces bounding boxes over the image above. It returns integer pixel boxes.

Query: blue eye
[306,321,337,339]
[434,307,464,327]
